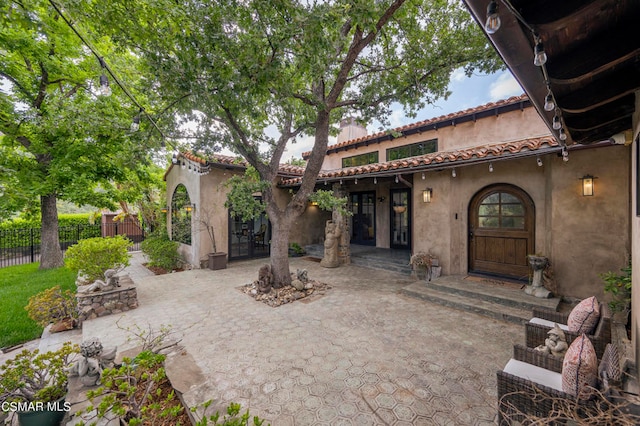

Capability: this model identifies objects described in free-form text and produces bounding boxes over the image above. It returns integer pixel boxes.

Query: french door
[349,192,376,245]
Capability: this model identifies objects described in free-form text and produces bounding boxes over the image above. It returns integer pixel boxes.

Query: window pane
[502,204,524,216]
[501,193,519,203]
[479,204,499,216]
[482,193,499,204]
[479,217,499,227]
[501,217,524,229]
[386,139,438,161]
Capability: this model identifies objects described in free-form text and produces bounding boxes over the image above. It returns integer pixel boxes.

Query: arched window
[477,192,526,229]
[171,184,192,244]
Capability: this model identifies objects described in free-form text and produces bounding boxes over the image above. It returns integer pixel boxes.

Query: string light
[98,58,111,96]
[421,172,425,180]
[533,37,547,67]
[489,163,494,173]
[562,147,569,162]
[130,109,141,132]
[552,113,562,130]
[543,91,555,111]
[374,177,377,184]
[395,175,399,183]
[536,157,543,167]
[558,128,567,141]
[484,0,501,34]
[452,169,457,178]
[354,178,358,184]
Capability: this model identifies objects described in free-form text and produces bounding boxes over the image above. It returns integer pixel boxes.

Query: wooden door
[469,184,534,280]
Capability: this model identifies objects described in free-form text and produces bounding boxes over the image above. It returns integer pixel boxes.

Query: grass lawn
[0,263,76,349]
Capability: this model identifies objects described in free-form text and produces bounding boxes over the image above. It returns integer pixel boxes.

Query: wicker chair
[525,303,611,360]
[497,344,618,425]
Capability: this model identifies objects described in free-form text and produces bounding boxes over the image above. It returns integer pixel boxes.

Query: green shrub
[65,236,132,281]
[25,285,78,327]
[601,259,632,313]
[141,234,181,270]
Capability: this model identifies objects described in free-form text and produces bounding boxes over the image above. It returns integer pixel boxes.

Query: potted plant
[288,242,306,257]
[601,259,632,326]
[409,252,438,281]
[0,342,78,426]
[25,286,78,333]
[196,207,227,270]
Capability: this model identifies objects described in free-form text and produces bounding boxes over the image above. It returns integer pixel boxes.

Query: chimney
[337,117,367,144]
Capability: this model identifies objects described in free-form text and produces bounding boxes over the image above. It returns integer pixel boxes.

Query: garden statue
[296,269,309,283]
[525,255,552,298]
[77,269,121,293]
[66,337,117,386]
[534,324,568,359]
[256,264,273,293]
[320,220,341,268]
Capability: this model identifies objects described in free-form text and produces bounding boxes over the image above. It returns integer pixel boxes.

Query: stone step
[400,275,561,325]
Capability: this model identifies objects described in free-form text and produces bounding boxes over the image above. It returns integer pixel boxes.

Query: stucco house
[164,94,629,301]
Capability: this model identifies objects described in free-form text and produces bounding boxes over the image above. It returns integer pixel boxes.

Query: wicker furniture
[525,303,611,360]
[497,344,617,425]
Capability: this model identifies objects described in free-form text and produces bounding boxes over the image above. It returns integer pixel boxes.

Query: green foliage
[25,285,78,327]
[0,263,77,348]
[86,350,187,425]
[0,341,79,404]
[193,401,267,426]
[0,214,101,249]
[288,242,305,255]
[141,232,181,270]
[601,260,632,313]
[224,171,270,222]
[65,236,132,281]
[308,190,351,217]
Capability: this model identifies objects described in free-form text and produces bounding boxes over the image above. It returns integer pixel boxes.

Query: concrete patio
[65,252,519,425]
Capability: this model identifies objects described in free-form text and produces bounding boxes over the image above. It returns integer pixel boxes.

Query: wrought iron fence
[0,222,145,268]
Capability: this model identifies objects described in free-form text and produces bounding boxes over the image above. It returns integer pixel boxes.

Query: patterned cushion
[567,296,600,334]
[562,334,598,400]
[598,344,621,383]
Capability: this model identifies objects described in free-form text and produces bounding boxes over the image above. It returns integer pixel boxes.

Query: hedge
[0,214,101,249]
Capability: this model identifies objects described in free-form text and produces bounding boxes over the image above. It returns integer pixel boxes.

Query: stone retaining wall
[77,275,138,324]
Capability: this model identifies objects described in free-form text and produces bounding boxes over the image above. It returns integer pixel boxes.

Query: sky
[278,69,524,161]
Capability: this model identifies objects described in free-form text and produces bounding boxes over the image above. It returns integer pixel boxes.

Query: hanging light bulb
[374,177,377,184]
[533,39,547,67]
[395,175,399,183]
[354,178,358,185]
[558,128,567,141]
[99,73,111,96]
[130,111,141,132]
[340,179,343,185]
[171,153,178,164]
[452,169,457,178]
[536,157,543,167]
[562,147,569,162]
[543,93,555,111]
[489,163,494,173]
[484,0,501,34]
[98,57,111,96]
[421,172,425,180]
[324,180,327,185]
[181,161,186,169]
[552,114,562,130]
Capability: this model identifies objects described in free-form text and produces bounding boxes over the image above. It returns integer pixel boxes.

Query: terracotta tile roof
[280,136,559,187]
[302,94,530,158]
[170,152,306,177]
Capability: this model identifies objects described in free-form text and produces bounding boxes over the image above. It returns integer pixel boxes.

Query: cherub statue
[66,337,117,386]
[534,323,568,358]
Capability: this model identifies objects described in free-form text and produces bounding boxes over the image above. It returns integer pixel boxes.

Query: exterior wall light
[184,203,195,212]
[580,175,596,196]
[422,188,433,203]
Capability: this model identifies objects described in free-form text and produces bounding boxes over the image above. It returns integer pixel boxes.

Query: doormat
[464,275,525,290]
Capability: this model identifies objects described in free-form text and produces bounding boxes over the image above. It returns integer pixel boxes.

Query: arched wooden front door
[469,184,535,280]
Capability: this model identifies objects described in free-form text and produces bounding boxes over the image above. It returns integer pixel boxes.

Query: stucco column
[333,184,351,265]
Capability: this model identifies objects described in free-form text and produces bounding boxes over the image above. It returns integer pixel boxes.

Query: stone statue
[525,255,552,298]
[320,220,341,268]
[296,269,309,283]
[66,337,117,386]
[534,324,568,358]
[77,269,121,293]
[256,264,273,293]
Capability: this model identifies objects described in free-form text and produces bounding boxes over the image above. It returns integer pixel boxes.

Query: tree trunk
[269,214,293,288]
[39,194,64,269]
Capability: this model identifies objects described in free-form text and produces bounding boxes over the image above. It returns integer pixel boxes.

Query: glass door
[391,189,410,249]
[349,192,376,246]
[228,209,270,260]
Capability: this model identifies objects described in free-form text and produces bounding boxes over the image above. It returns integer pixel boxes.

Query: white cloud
[488,72,523,101]
[450,68,466,82]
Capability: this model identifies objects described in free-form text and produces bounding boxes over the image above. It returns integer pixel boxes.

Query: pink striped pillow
[562,334,598,400]
[567,296,600,334]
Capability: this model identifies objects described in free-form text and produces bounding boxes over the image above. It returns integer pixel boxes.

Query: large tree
[84,0,502,285]
[0,0,160,267]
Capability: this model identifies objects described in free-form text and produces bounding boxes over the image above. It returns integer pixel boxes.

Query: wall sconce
[161,206,168,213]
[422,188,433,203]
[580,175,596,196]
[184,203,195,212]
